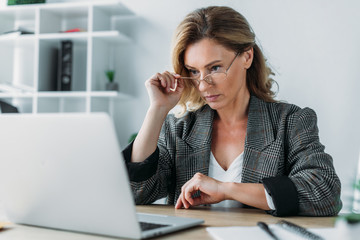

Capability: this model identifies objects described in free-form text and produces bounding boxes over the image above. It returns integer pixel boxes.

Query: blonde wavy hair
[171,6,276,117]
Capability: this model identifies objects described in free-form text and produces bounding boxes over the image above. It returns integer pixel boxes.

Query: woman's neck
[215,91,250,127]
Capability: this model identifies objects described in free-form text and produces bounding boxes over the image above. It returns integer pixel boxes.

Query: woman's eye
[189,69,199,76]
[211,65,221,72]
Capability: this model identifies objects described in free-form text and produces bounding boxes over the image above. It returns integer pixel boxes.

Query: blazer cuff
[122,141,159,182]
[262,176,299,216]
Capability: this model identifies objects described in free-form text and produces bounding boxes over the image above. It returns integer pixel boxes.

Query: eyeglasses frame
[180,52,240,86]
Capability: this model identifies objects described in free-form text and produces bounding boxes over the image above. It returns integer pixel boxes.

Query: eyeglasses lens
[192,73,226,86]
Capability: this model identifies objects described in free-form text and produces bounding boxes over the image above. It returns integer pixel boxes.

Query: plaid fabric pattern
[127,95,342,216]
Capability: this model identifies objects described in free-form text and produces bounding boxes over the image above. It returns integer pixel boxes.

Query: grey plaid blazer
[123,95,342,216]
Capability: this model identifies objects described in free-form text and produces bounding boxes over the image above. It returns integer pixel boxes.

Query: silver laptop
[0,113,204,239]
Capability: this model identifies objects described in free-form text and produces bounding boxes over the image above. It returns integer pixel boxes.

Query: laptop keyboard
[139,221,170,231]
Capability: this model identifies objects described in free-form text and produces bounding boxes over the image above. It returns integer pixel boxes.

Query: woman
[122,6,342,216]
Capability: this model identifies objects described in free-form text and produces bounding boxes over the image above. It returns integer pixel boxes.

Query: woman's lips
[204,94,220,102]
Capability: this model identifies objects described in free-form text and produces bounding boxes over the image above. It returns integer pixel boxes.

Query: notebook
[0,113,204,239]
[206,225,338,240]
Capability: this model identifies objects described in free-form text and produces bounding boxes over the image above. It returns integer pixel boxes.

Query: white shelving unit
[0,0,134,115]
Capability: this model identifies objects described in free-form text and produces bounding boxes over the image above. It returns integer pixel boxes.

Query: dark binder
[0,100,19,113]
[58,40,72,91]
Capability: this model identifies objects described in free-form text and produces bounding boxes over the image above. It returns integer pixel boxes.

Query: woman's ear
[243,48,254,69]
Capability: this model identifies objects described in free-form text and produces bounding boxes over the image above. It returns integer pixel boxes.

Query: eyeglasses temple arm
[226,52,240,72]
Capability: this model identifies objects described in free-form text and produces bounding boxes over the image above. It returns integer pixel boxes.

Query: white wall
[2,0,359,211]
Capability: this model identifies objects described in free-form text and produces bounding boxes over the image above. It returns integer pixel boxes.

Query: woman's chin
[206,101,224,110]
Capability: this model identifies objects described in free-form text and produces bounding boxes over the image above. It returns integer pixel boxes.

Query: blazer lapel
[245,95,275,151]
[242,96,277,183]
[184,105,214,149]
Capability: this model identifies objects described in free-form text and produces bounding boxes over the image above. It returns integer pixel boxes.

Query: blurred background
[0,0,359,212]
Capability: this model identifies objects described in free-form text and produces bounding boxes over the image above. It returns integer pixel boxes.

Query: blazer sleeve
[263,108,342,216]
[122,116,175,205]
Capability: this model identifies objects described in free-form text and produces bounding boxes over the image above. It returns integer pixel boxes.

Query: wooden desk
[0,205,336,240]
[137,205,335,239]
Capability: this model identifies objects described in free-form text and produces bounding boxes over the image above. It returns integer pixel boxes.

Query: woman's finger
[176,194,188,209]
[176,78,184,90]
[163,71,174,92]
[180,184,192,208]
[147,72,183,93]
[184,182,198,205]
[170,73,182,91]
[190,195,204,206]
[166,71,180,90]
[146,76,161,88]
[175,196,184,209]
[157,74,167,89]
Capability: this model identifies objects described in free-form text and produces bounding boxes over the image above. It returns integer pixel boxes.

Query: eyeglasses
[180,52,239,86]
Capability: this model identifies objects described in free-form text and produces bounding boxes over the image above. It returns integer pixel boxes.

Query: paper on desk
[206,224,343,240]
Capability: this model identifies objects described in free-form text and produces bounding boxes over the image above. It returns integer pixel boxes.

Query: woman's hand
[145,71,184,112]
[131,71,183,163]
[175,173,271,210]
[175,173,226,209]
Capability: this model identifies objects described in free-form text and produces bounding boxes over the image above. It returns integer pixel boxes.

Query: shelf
[0,0,135,145]
[36,91,128,99]
[92,31,131,43]
[0,92,34,98]
[37,91,88,98]
[0,0,134,127]
[39,32,88,41]
[0,91,130,100]
[0,34,36,43]
[90,91,130,99]
[39,0,128,10]
[89,91,119,97]
[37,31,131,43]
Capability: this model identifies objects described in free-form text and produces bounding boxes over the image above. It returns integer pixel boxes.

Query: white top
[208,151,244,208]
[208,151,275,210]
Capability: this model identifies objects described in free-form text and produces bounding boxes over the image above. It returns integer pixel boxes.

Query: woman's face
[183,38,253,111]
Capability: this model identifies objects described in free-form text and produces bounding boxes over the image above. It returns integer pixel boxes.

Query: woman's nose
[197,77,212,91]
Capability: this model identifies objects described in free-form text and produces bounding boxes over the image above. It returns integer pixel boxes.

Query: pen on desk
[257,221,280,240]
[277,220,324,240]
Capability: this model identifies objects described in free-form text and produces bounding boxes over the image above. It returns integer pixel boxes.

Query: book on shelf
[58,40,73,91]
[7,0,46,5]
[60,28,86,33]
